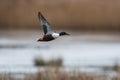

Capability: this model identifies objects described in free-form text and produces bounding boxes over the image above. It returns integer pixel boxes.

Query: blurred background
[0,0,120,80]
[1,0,120,30]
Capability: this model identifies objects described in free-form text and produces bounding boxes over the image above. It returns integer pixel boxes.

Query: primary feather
[38,12,53,35]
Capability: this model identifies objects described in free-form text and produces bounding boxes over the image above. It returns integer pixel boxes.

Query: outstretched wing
[38,12,53,35]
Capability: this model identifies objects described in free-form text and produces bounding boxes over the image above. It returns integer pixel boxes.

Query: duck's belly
[43,35,55,41]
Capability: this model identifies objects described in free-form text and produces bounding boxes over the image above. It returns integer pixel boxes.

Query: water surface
[0,30,120,72]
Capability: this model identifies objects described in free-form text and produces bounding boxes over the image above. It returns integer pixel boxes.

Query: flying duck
[37,12,70,41]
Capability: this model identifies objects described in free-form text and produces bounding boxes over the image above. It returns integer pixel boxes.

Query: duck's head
[59,32,70,36]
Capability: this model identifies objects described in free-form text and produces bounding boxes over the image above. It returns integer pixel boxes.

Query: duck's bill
[66,33,70,35]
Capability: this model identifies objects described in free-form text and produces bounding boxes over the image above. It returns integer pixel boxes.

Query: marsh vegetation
[0,0,120,31]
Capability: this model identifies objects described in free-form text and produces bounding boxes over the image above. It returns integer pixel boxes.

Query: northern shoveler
[37,12,70,41]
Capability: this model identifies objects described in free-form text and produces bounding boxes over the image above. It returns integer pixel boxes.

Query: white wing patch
[52,33,60,38]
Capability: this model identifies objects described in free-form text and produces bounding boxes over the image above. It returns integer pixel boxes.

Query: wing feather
[38,12,53,35]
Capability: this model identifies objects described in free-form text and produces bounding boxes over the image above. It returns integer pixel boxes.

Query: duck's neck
[52,33,60,38]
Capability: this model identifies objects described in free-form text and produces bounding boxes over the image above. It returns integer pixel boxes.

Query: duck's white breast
[52,33,59,38]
